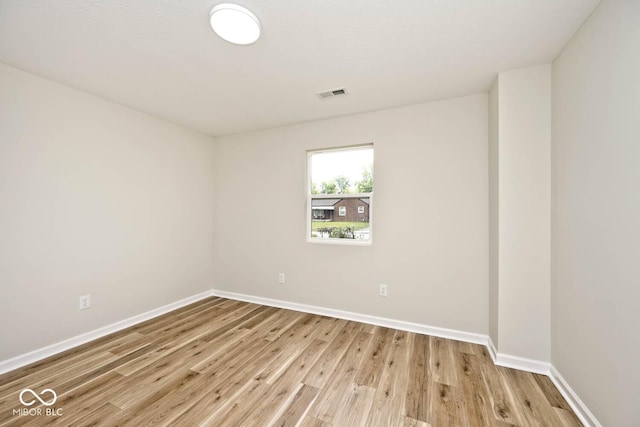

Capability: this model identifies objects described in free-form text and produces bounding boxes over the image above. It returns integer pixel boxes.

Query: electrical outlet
[278,273,285,284]
[79,295,91,310]
[379,284,388,297]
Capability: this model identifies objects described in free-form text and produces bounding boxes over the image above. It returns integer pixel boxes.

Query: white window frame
[358,206,365,214]
[306,144,373,246]
[338,206,346,216]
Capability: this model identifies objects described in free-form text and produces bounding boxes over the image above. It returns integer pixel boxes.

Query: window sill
[307,237,372,246]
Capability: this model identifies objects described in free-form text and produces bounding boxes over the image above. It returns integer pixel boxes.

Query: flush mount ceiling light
[210,3,261,45]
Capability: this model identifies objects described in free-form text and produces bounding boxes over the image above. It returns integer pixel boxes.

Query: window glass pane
[310,196,370,241]
[308,146,373,243]
[310,148,373,195]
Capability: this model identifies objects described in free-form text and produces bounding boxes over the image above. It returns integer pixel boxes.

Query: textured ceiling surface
[0,0,600,136]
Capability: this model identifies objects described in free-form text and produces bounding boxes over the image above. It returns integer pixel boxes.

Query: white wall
[0,63,217,360]
[495,65,551,362]
[213,94,489,334]
[488,80,499,348]
[552,0,640,425]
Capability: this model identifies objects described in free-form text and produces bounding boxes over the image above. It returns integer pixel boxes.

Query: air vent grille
[317,88,348,99]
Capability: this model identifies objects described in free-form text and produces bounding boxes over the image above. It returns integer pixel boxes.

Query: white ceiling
[0,0,600,136]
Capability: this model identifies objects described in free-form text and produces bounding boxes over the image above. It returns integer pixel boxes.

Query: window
[307,145,373,244]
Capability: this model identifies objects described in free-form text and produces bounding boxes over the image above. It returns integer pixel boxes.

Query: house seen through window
[307,145,373,243]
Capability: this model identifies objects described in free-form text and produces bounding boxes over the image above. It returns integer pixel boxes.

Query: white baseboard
[210,289,489,346]
[494,353,550,376]
[550,365,602,427]
[0,290,213,375]
[487,336,498,362]
[485,336,550,375]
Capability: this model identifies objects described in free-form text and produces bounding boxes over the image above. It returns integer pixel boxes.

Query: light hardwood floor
[0,297,581,426]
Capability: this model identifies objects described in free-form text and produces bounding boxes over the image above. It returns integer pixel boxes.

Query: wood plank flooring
[0,297,582,426]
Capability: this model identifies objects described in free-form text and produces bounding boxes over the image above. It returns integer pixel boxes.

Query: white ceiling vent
[317,88,348,99]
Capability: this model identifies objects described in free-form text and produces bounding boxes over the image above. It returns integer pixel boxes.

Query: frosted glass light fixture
[210,4,261,45]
